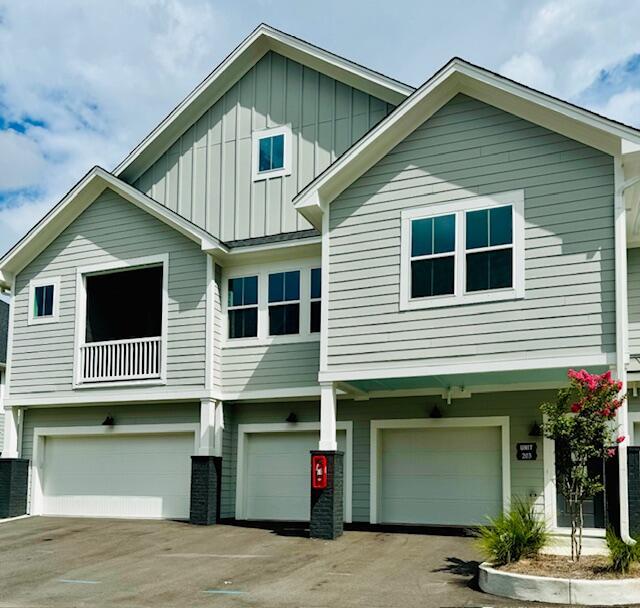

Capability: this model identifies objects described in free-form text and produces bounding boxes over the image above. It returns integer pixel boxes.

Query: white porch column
[2,407,20,458]
[319,382,338,451]
[198,398,224,457]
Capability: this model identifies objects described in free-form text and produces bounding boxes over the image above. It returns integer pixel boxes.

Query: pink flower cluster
[567,368,622,392]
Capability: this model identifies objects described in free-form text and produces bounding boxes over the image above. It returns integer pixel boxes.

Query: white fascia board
[0,167,227,279]
[294,58,640,220]
[114,24,413,183]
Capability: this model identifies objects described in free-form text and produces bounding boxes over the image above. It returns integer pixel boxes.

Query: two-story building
[1,24,640,544]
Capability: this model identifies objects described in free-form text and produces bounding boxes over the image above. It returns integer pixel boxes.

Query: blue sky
[1,0,640,257]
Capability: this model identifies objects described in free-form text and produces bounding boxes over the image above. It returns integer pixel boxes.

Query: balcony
[77,262,164,385]
[80,336,162,382]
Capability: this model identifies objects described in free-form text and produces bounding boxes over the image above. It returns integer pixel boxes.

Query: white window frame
[222,258,321,347]
[72,254,169,388]
[27,276,61,325]
[400,190,525,310]
[251,125,292,181]
[310,267,321,334]
[227,275,259,340]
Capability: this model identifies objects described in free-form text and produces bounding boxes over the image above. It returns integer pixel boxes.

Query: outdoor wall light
[285,412,298,423]
[102,415,115,426]
[429,405,442,419]
[529,422,542,437]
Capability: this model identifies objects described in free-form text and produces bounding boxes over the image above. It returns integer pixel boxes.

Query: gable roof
[114,23,414,183]
[294,57,640,228]
[0,167,227,289]
[0,300,8,365]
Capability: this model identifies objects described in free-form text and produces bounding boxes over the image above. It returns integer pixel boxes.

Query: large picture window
[400,190,524,310]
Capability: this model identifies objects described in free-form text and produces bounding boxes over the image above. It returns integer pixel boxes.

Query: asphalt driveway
[0,516,565,607]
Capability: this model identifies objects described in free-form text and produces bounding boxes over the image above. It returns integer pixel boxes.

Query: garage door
[42,433,193,519]
[634,421,640,445]
[379,426,502,526]
[243,430,346,521]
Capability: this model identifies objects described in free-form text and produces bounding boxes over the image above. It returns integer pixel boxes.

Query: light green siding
[221,342,320,394]
[328,94,615,372]
[21,402,199,463]
[134,51,394,242]
[628,248,640,355]
[10,189,208,398]
[221,391,547,521]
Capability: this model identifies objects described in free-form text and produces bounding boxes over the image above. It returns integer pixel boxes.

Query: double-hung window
[268,271,300,336]
[228,276,258,339]
[310,268,321,333]
[401,190,524,310]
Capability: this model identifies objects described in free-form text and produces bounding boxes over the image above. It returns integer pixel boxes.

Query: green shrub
[606,528,640,574]
[477,499,548,565]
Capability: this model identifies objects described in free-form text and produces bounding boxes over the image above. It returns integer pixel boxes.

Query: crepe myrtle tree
[541,369,626,561]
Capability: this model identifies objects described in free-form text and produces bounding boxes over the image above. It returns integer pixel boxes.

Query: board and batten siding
[628,248,640,355]
[134,51,394,242]
[221,341,320,394]
[221,392,546,521]
[10,189,208,398]
[327,94,616,372]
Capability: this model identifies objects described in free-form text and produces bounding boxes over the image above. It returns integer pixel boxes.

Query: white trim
[369,416,511,525]
[222,256,321,347]
[4,276,15,399]
[72,254,169,388]
[0,167,225,287]
[630,413,640,445]
[251,125,292,181]
[205,255,214,391]
[400,190,525,310]
[27,276,61,325]
[113,24,412,183]
[319,382,337,450]
[29,423,199,516]
[320,206,330,371]
[234,421,353,523]
[318,352,616,383]
[198,398,224,457]
[293,58,640,228]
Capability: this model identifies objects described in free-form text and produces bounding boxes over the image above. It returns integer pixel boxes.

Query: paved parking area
[0,516,566,607]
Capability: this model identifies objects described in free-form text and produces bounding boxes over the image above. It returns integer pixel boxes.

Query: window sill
[223,334,320,349]
[73,379,167,390]
[400,288,523,311]
[551,527,606,539]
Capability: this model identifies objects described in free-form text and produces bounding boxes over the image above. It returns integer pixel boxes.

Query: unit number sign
[516,442,537,461]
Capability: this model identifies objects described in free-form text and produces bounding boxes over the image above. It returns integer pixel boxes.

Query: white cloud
[594,89,640,126]
[0,0,229,255]
[500,53,556,94]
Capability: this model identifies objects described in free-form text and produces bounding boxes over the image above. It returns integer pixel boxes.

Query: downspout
[614,154,635,544]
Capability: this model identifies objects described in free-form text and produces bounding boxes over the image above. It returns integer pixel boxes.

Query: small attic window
[28,277,61,325]
[252,126,292,181]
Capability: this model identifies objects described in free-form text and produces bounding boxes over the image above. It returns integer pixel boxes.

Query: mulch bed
[497,555,640,580]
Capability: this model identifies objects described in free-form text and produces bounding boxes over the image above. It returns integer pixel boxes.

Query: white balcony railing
[79,336,162,383]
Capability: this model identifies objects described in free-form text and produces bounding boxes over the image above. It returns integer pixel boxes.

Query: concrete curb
[479,561,640,606]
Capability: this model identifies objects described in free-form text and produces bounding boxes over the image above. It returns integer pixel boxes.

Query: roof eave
[114,24,414,184]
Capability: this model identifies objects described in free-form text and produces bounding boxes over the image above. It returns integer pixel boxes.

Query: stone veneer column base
[310,451,344,540]
[0,459,29,518]
[189,456,221,525]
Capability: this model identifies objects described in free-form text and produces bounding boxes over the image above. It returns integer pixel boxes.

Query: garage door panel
[243,430,346,521]
[43,433,192,520]
[379,426,502,526]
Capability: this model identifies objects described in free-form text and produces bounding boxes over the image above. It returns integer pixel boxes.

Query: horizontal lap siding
[221,392,547,521]
[10,190,207,398]
[328,94,615,371]
[134,51,394,242]
[628,248,640,355]
[21,402,199,462]
[221,341,320,393]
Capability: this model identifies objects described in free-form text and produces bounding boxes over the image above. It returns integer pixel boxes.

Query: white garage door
[42,433,193,519]
[243,430,346,521]
[379,426,502,526]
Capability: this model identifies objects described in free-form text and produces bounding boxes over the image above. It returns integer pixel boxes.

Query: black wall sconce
[529,422,542,437]
[429,405,442,419]
[285,412,298,423]
[102,415,115,426]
